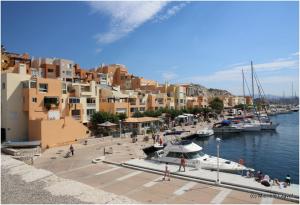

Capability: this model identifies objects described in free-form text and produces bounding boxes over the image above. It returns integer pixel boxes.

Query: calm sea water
[193,112,299,184]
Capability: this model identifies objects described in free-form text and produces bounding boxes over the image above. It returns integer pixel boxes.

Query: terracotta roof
[124,117,160,123]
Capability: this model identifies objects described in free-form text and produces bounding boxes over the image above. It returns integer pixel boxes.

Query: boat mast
[242,69,246,117]
[251,61,254,102]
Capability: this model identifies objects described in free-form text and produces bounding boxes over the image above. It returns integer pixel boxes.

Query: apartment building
[1,69,31,142]
[147,93,167,111]
[31,57,75,82]
[245,96,253,105]
[197,96,209,108]
[68,81,99,123]
[218,96,230,108]
[124,90,148,116]
[99,86,130,116]
[22,77,88,148]
[1,48,31,74]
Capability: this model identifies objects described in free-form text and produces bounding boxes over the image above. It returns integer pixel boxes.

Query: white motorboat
[152,140,254,173]
[240,123,261,131]
[196,128,214,137]
[213,121,243,133]
[260,122,279,130]
[291,106,299,112]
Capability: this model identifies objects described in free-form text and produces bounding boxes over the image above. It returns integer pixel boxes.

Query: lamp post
[216,137,221,184]
[119,120,122,138]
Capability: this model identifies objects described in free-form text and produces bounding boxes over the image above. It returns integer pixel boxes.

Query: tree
[132,111,144,118]
[209,97,224,114]
[117,113,127,121]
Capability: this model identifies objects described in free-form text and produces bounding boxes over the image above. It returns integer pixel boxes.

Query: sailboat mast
[292,82,294,98]
[242,69,246,115]
[251,61,255,103]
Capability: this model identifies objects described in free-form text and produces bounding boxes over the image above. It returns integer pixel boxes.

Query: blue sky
[2,1,299,96]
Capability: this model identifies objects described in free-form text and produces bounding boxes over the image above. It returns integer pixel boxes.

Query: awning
[98,121,117,127]
[124,117,160,123]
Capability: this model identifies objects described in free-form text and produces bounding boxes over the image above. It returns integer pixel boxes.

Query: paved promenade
[2,121,297,204]
[28,123,297,204]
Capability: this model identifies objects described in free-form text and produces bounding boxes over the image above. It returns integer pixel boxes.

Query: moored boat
[196,127,214,137]
[152,140,254,173]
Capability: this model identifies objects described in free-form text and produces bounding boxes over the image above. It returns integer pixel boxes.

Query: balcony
[44,97,59,110]
[87,103,96,108]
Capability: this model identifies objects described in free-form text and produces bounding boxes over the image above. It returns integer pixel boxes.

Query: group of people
[246,170,291,188]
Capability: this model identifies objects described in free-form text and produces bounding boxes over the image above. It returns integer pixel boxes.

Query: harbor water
[193,112,299,184]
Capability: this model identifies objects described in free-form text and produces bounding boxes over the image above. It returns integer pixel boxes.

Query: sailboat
[250,61,279,130]
[238,69,261,131]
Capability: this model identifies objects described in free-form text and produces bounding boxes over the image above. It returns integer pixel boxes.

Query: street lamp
[119,120,122,138]
[216,137,221,184]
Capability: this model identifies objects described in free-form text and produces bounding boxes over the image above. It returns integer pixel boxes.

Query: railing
[87,103,96,107]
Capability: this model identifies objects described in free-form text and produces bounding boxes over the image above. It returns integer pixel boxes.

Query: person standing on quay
[163,162,170,181]
[179,154,186,172]
[70,144,74,156]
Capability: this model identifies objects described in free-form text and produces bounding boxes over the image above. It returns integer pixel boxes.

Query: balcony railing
[87,103,96,107]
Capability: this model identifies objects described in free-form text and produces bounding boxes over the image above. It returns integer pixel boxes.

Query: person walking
[163,162,170,181]
[70,144,74,156]
[178,154,186,172]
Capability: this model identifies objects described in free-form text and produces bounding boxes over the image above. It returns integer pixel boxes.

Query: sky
[2,1,299,96]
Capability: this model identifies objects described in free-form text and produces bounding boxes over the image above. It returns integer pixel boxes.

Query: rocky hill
[207,88,233,97]
[188,83,233,97]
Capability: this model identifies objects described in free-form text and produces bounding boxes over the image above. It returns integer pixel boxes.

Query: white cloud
[182,58,298,83]
[180,56,299,96]
[88,2,169,44]
[292,51,299,56]
[155,2,189,22]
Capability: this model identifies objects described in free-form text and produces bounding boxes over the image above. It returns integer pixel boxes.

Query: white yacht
[152,140,254,173]
[213,121,243,133]
[196,128,214,137]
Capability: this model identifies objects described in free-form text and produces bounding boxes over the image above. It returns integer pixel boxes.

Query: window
[139,107,145,112]
[2,83,5,90]
[66,71,72,76]
[48,69,54,72]
[166,152,182,158]
[39,83,48,92]
[86,98,95,104]
[61,99,64,103]
[71,109,80,116]
[69,97,80,104]
[32,97,37,103]
[87,109,95,116]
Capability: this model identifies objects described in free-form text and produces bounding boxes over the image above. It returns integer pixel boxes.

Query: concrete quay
[26,126,297,204]
[123,158,299,202]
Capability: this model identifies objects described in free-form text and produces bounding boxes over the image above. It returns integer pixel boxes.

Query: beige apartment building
[68,81,99,123]
[124,90,148,116]
[1,69,31,142]
[99,86,130,116]
[22,77,89,148]
[1,64,88,148]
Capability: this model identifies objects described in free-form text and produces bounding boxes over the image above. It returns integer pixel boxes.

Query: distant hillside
[187,83,233,97]
[207,88,233,97]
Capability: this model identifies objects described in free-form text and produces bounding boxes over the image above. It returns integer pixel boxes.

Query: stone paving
[29,122,297,204]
